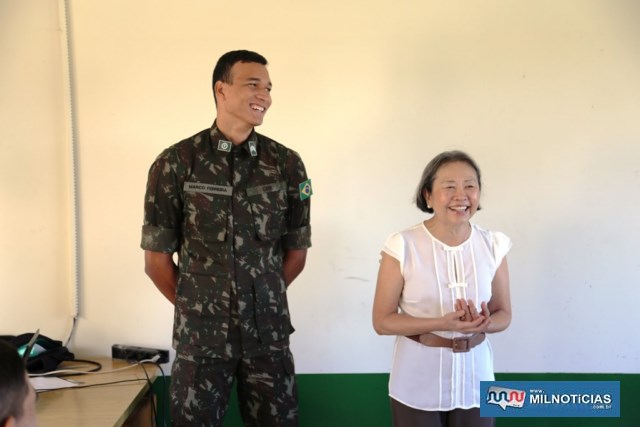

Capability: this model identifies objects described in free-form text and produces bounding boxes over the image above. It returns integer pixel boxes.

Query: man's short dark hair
[0,340,30,425]
[415,150,483,213]
[212,50,268,103]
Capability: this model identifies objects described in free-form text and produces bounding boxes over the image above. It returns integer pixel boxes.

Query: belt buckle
[452,337,470,353]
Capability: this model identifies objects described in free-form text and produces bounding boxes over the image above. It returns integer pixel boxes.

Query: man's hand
[144,250,178,305]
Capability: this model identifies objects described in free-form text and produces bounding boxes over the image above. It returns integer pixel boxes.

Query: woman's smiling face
[425,161,481,225]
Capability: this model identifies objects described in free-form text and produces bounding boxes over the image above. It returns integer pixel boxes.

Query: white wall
[2,0,639,374]
[0,0,72,335]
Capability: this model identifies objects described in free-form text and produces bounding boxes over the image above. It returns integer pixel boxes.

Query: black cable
[156,363,168,427]
[57,358,103,375]
[30,358,103,377]
[150,361,169,427]
[139,362,158,427]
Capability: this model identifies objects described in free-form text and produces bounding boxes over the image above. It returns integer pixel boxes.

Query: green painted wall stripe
[153,373,640,426]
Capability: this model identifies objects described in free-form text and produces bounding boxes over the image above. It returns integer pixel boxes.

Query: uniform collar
[210,122,259,157]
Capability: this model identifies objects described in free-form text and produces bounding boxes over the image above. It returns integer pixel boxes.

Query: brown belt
[406,333,485,353]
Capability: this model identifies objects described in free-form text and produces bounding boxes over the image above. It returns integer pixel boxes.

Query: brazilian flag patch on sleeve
[298,179,313,201]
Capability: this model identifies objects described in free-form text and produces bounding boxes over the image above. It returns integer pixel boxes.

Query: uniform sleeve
[382,232,405,274]
[140,150,183,253]
[492,231,512,265]
[281,149,312,251]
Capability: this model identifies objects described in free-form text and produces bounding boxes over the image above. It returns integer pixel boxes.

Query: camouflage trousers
[170,346,298,427]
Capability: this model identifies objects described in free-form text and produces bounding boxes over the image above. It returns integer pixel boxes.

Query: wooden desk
[35,357,159,427]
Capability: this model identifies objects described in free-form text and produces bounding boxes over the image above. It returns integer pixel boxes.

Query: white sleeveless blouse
[382,222,511,410]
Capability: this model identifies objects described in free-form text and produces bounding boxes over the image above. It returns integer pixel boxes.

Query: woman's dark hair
[415,150,482,213]
[0,340,29,424]
[212,50,268,103]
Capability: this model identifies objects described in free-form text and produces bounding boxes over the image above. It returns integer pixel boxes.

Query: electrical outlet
[112,344,169,364]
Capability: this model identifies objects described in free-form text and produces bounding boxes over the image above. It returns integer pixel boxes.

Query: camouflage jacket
[141,124,311,355]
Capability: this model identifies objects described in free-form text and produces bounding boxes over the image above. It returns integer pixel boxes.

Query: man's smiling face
[216,61,272,128]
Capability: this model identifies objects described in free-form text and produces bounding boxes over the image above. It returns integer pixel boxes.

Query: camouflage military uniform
[141,123,311,426]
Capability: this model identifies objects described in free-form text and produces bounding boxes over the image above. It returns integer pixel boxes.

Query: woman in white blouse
[373,151,512,427]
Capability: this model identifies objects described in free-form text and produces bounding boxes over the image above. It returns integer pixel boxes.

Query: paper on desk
[30,376,80,391]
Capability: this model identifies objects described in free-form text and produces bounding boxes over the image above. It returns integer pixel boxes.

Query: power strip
[112,344,169,364]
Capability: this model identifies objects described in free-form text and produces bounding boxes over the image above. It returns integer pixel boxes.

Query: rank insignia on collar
[217,140,232,152]
[299,179,313,201]
[248,140,258,157]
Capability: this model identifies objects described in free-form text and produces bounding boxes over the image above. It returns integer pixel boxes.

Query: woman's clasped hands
[446,299,491,333]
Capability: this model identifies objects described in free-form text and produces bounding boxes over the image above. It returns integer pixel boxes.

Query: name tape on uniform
[184,182,233,196]
[246,182,286,197]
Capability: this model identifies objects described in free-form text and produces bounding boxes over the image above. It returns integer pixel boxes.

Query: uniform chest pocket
[247,181,287,241]
[183,186,230,242]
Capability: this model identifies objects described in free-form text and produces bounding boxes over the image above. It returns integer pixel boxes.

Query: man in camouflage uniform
[141,50,312,426]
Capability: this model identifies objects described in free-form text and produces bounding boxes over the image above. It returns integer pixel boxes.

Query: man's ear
[214,81,225,102]
[3,415,16,427]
